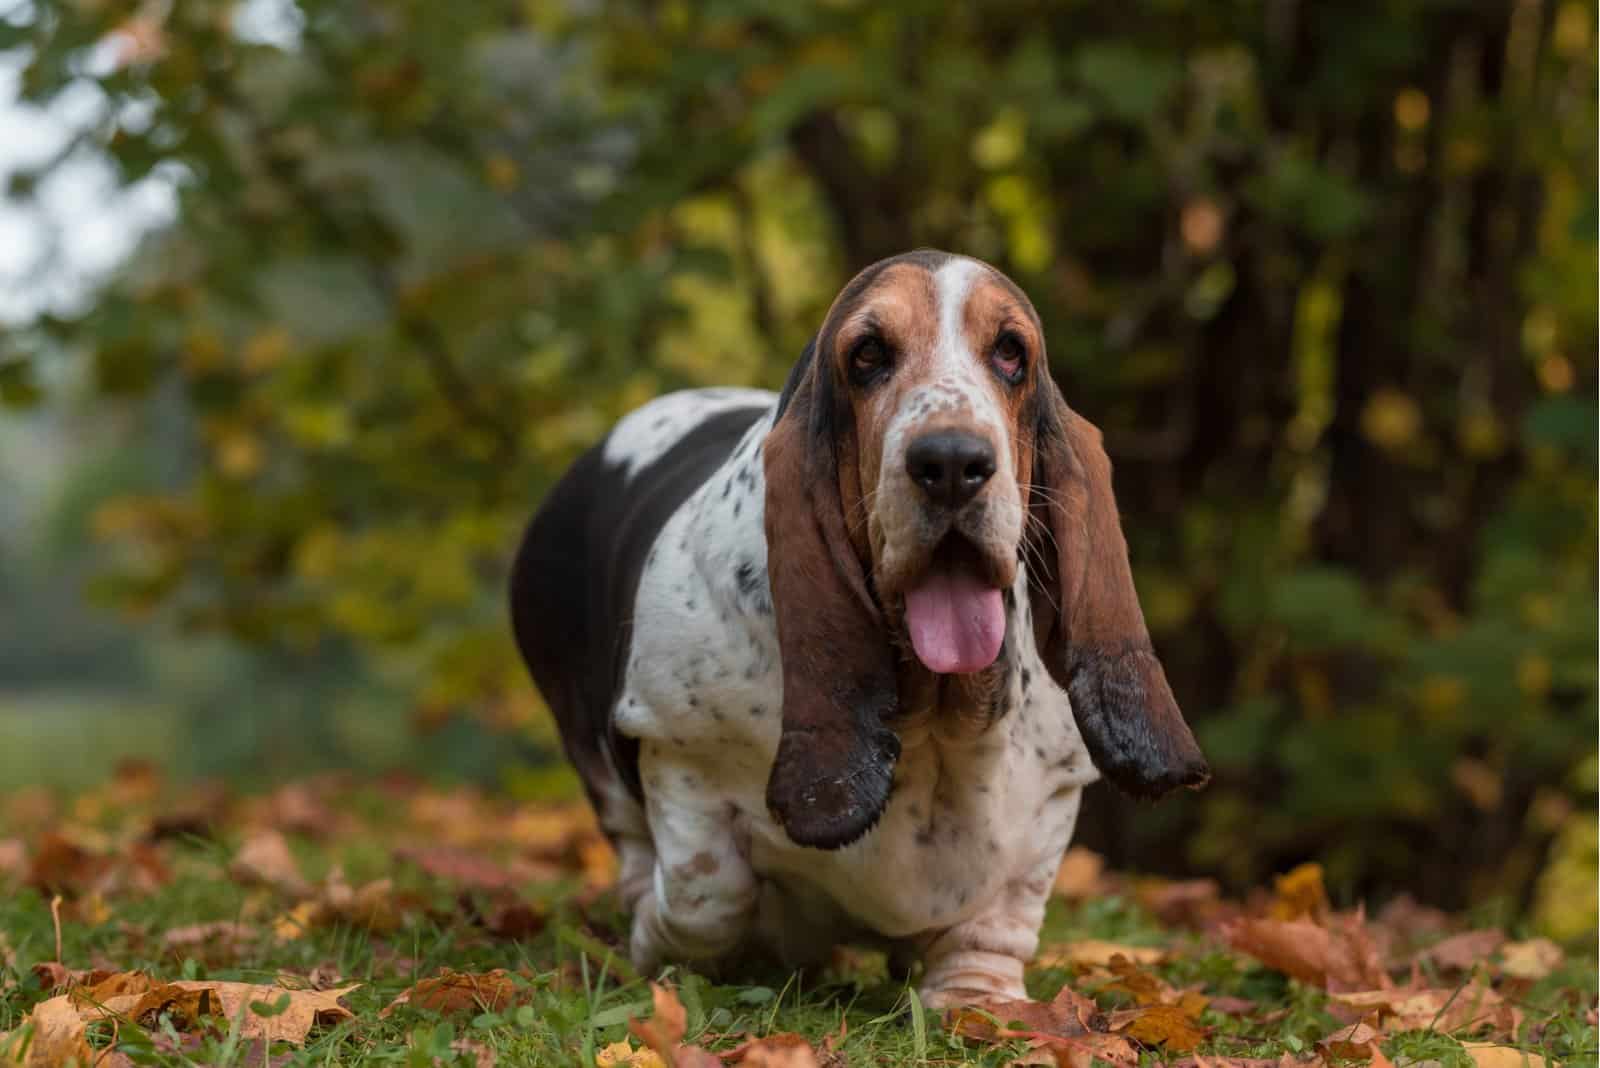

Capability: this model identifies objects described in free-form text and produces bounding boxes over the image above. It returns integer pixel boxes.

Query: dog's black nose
[906,431,996,508]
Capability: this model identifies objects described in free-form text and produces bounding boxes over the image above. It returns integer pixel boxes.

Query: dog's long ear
[762,339,900,850]
[1028,379,1209,798]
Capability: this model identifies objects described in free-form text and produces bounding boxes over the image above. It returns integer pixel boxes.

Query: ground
[0,765,1593,1067]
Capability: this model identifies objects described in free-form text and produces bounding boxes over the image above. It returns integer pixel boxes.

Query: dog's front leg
[629,744,758,975]
[914,846,1064,1008]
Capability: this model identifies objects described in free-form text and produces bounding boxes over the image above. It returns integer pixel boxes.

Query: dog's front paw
[918,948,1029,1007]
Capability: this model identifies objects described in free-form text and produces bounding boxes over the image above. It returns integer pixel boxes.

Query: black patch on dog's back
[510,403,769,812]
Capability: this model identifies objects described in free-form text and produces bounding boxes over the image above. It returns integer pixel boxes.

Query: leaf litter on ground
[0,766,1591,1067]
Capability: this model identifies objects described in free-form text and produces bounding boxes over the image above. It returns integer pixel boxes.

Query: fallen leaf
[1367,1042,1396,1068]
[596,1040,667,1068]
[1036,941,1164,969]
[1415,930,1504,972]
[0,839,25,882]
[1461,1043,1547,1068]
[625,983,720,1066]
[1206,996,1257,1016]
[1099,954,1207,1016]
[1319,1021,1380,1060]
[1499,939,1563,980]
[26,832,108,896]
[71,970,158,1005]
[1329,981,1519,1036]
[946,984,1103,1042]
[30,963,116,993]
[1053,848,1108,900]
[1107,1003,1207,1051]
[89,980,359,1045]
[723,1032,822,1067]
[7,994,94,1067]
[396,845,520,890]
[229,830,311,897]
[161,921,257,962]
[1270,863,1330,922]
[1133,878,1227,929]
[1223,911,1385,990]
[380,969,534,1018]
[272,901,321,943]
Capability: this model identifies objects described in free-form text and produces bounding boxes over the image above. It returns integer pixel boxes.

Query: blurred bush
[0,1,1593,930]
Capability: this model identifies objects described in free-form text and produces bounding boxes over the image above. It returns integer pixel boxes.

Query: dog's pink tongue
[904,569,1005,675]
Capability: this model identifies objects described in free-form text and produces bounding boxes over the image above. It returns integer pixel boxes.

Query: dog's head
[762,250,1208,849]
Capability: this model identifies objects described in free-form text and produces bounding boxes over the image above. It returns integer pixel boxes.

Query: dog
[510,249,1207,1005]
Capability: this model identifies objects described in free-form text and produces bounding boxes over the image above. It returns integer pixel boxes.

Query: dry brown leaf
[71,971,158,1005]
[320,869,406,933]
[1053,848,1108,900]
[1367,1042,1396,1068]
[946,984,1103,1042]
[1319,1021,1380,1060]
[723,1032,823,1067]
[1461,1042,1547,1068]
[89,980,359,1045]
[396,845,520,890]
[1100,954,1207,1017]
[380,969,534,1018]
[1223,911,1385,990]
[0,839,25,883]
[26,832,109,896]
[30,963,116,994]
[1206,996,1257,1016]
[161,921,257,961]
[1133,878,1227,929]
[1036,941,1165,969]
[1415,929,1504,972]
[1329,981,1519,1036]
[1107,1003,1207,1051]
[229,830,311,897]
[1499,939,1563,980]
[7,994,94,1067]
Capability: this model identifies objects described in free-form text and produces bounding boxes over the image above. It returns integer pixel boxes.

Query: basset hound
[510,250,1208,1005]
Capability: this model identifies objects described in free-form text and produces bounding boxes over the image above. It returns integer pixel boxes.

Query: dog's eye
[850,337,892,383]
[992,332,1026,382]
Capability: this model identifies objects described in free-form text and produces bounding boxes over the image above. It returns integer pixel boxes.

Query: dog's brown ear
[1028,379,1209,798]
[762,341,900,849]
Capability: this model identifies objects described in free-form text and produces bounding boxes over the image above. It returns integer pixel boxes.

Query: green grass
[0,780,1594,1067]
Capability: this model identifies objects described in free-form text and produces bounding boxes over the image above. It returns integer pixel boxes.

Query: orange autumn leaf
[1318,1021,1380,1060]
[380,969,535,1018]
[1108,1003,1208,1051]
[1223,910,1386,990]
[1036,941,1165,969]
[723,1032,823,1067]
[229,830,311,897]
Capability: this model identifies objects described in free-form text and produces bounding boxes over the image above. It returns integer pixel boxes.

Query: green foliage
[0,0,1594,928]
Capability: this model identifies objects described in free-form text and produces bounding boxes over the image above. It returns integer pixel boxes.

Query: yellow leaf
[595,1040,667,1068]
[1270,862,1329,921]
[1499,938,1563,980]
[1035,940,1164,968]
[1462,1042,1548,1068]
